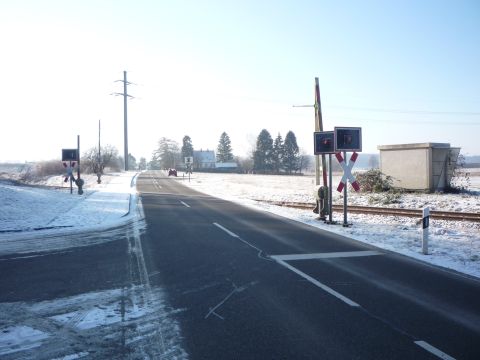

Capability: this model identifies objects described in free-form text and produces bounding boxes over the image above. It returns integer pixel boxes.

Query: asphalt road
[0,171,479,359]
[137,171,480,359]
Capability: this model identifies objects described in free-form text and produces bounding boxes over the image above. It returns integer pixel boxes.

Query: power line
[328,105,480,116]
[328,116,480,126]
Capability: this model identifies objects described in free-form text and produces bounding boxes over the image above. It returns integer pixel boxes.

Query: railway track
[254,200,480,222]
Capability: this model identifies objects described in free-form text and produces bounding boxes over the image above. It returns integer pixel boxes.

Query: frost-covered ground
[179,171,480,279]
[0,173,137,237]
[1,170,479,279]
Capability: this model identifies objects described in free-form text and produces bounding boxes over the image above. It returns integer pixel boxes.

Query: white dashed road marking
[180,201,190,208]
[273,257,360,307]
[414,341,456,360]
[271,250,381,261]
[213,223,239,238]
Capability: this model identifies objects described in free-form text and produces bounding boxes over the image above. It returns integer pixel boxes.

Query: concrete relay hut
[377,143,460,192]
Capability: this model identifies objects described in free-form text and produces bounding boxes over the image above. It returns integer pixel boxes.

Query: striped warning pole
[422,207,430,255]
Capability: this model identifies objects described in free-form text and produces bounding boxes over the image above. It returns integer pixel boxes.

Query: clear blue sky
[0,0,479,162]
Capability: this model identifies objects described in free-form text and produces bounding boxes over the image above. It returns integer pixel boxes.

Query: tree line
[17,128,309,178]
[253,129,305,174]
[149,129,309,174]
[149,132,235,170]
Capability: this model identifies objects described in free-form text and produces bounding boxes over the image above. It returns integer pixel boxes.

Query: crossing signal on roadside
[334,127,362,152]
[314,131,335,154]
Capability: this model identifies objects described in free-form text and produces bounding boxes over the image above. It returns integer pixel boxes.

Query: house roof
[193,150,215,163]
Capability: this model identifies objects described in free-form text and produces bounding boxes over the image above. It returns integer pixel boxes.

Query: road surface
[136,171,480,359]
[0,170,479,359]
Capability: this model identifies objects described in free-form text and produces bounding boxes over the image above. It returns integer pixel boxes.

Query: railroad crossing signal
[62,149,78,161]
[336,152,360,192]
[314,131,335,154]
[334,127,362,152]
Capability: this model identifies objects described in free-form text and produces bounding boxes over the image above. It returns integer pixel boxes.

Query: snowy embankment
[0,172,138,239]
[179,172,480,279]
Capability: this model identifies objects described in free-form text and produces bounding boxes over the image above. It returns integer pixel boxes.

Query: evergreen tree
[283,131,300,174]
[253,129,273,173]
[216,132,234,162]
[272,133,284,174]
[181,135,194,160]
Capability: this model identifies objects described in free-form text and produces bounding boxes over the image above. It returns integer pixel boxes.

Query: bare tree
[82,145,122,173]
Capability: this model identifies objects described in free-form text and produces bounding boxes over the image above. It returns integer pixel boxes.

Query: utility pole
[314,78,328,189]
[77,135,84,195]
[112,71,134,171]
[97,120,102,184]
[293,78,328,188]
[293,78,329,220]
[98,119,101,163]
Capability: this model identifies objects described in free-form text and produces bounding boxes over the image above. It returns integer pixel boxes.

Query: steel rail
[254,200,480,222]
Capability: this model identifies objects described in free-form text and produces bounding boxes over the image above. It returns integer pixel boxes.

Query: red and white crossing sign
[335,152,360,192]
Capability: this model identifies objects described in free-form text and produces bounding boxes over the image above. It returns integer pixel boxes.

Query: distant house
[193,150,216,170]
[215,162,237,169]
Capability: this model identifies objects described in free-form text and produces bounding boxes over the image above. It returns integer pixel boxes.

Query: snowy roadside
[1,170,479,279]
[179,172,480,279]
[0,172,139,240]
[0,171,188,359]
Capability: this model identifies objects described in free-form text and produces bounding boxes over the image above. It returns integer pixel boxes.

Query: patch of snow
[0,325,49,355]
[0,172,137,236]
[0,286,187,359]
[51,352,89,360]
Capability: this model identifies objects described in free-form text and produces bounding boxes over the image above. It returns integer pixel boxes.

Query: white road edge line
[180,201,191,208]
[274,258,360,307]
[213,223,239,238]
[414,341,456,360]
[271,250,381,261]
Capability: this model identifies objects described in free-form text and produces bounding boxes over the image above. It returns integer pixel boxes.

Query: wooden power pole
[314,78,328,188]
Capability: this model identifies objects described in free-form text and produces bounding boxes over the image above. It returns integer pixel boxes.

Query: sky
[0,0,479,163]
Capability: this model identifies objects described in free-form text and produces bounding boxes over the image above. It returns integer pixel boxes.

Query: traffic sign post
[61,136,82,195]
[336,151,361,227]
[184,156,193,181]
[327,154,334,224]
[422,207,430,255]
[313,131,335,220]
[313,126,362,226]
[63,161,76,194]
